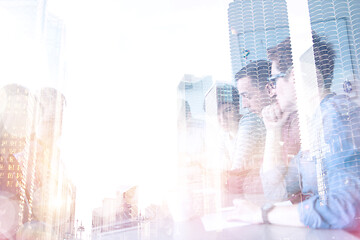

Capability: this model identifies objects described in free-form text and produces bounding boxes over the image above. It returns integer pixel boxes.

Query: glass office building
[308,0,360,98]
[0,1,75,239]
[228,0,290,79]
[228,0,360,99]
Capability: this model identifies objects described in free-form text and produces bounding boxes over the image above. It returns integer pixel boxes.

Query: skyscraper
[228,0,290,79]
[307,0,360,98]
[0,2,74,239]
[0,84,35,239]
[228,0,360,99]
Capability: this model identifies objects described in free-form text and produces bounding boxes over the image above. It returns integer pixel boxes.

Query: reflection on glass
[1,0,360,239]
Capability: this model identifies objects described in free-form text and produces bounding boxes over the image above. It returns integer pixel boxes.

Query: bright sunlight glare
[45,0,232,233]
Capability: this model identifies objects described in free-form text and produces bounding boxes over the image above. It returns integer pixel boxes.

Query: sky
[45,0,233,233]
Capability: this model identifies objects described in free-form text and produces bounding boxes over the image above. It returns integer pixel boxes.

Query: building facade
[0,85,35,239]
[0,1,75,239]
[307,0,360,98]
[228,0,360,99]
[91,186,139,238]
[228,0,290,79]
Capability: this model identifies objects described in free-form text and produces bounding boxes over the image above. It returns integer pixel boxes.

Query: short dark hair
[234,60,272,91]
[267,33,335,90]
[267,37,293,74]
[312,33,335,89]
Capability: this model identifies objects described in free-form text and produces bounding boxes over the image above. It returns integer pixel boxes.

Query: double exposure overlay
[1,0,360,239]
[177,0,360,239]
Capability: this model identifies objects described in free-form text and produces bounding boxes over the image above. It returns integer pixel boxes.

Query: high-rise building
[227,0,290,113]
[228,0,290,79]
[228,0,360,99]
[178,74,214,120]
[0,2,72,239]
[0,84,36,239]
[177,74,211,165]
[307,0,360,99]
[91,186,139,238]
[0,0,66,88]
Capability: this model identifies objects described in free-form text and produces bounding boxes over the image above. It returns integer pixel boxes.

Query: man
[232,60,272,170]
[261,38,302,202]
[225,60,272,195]
[233,34,360,230]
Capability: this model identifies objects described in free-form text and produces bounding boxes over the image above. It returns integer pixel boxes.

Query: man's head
[235,60,272,114]
[267,33,335,112]
[312,33,335,90]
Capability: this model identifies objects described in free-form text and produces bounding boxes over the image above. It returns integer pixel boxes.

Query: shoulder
[320,93,359,112]
[318,94,356,121]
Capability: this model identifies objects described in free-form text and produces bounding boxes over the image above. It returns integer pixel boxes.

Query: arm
[268,205,304,227]
[262,124,283,172]
[297,97,360,229]
[260,104,297,201]
[233,97,360,229]
[231,113,265,170]
[261,103,289,172]
[232,172,360,229]
[232,199,304,227]
[297,160,360,229]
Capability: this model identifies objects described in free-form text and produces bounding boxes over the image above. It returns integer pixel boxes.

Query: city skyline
[2,0,360,239]
[0,0,234,237]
